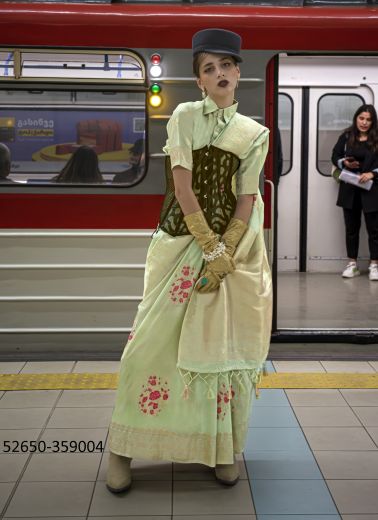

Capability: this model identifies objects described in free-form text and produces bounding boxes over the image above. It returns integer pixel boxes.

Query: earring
[201,89,206,99]
[236,79,239,89]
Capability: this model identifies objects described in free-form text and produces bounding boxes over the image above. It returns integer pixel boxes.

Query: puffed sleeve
[236,127,269,196]
[162,104,193,171]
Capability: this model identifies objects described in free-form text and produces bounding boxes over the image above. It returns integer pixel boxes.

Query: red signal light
[150,54,161,65]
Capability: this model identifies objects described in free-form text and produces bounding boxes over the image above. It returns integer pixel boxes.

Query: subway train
[0,2,378,358]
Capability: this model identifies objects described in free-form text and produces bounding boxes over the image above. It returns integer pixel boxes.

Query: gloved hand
[197,253,235,293]
[184,210,235,292]
[196,217,248,293]
[221,217,248,256]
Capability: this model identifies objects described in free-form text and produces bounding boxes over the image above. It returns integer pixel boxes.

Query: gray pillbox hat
[192,28,243,63]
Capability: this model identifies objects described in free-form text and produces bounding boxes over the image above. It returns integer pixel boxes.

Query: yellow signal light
[149,94,162,108]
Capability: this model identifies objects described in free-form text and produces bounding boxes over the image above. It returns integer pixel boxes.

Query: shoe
[215,459,240,486]
[369,263,378,281]
[342,263,360,278]
[106,452,132,493]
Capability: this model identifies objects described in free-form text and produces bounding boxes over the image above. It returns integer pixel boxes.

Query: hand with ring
[196,252,235,293]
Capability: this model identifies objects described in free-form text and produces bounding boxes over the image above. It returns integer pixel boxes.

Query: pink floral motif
[127,322,137,343]
[169,265,198,304]
[216,384,235,421]
[138,375,170,416]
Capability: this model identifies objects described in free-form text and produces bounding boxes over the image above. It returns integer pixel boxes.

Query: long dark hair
[345,104,378,152]
[55,145,103,183]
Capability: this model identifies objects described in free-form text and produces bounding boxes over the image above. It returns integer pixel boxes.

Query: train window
[21,51,143,82]
[278,93,293,176]
[0,51,14,78]
[317,93,364,176]
[0,48,147,187]
[0,89,146,186]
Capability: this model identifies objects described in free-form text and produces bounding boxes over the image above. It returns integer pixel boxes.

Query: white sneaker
[342,263,360,278]
[369,263,378,281]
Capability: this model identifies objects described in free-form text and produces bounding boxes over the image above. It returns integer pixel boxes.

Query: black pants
[343,194,378,260]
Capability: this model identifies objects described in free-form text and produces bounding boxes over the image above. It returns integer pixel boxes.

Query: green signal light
[150,83,161,94]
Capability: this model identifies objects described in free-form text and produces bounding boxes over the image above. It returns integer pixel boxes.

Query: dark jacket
[332,132,378,213]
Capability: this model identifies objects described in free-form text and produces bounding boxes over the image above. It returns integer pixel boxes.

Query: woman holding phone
[332,104,378,280]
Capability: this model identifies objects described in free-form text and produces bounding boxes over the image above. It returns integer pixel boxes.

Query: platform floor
[0,360,378,519]
[277,272,378,329]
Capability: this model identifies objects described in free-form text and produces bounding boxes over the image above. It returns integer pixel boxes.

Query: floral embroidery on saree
[169,265,198,304]
[138,376,170,416]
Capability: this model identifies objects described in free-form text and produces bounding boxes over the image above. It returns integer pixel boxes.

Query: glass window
[317,93,364,176]
[278,93,293,176]
[0,48,147,187]
[0,51,14,78]
[21,51,143,82]
[0,90,146,186]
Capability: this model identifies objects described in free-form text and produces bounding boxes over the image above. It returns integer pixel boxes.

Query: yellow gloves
[183,211,235,293]
[183,210,220,255]
[197,217,248,293]
[197,254,236,293]
[222,218,248,256]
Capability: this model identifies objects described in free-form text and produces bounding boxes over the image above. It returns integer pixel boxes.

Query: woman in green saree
[107,28,272,492]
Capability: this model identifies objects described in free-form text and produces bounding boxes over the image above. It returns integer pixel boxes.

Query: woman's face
[356,111,372,134]
[196,53,240,101]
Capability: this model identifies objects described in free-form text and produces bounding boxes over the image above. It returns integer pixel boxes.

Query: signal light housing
[148,54,163,107]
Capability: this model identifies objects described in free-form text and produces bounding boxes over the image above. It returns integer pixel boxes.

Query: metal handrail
[0,263,146,270]
[0,327,132,333]
[0,296,142,302]
[0,231,152,237]
[264,178,275,269]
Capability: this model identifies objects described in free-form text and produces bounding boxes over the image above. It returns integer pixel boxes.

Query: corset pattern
[159,145,240,236]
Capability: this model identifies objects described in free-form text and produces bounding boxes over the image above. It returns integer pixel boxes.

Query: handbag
[331,165,341,183]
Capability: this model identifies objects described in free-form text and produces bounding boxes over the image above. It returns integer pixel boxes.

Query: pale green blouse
[163,95,269,196]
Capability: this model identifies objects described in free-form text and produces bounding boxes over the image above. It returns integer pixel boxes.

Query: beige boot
[215,459,240,486]
[106,452,132,493]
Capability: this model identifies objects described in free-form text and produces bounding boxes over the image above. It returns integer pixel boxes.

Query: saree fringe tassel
[177,366,265,400]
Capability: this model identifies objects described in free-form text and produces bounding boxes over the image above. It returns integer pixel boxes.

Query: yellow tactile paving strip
[1,372,378,391]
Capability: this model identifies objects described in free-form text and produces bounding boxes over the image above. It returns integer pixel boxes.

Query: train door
[278,85,373,273]
[277,70,376,330]
[277,88,302,271]
[307,87,373,272]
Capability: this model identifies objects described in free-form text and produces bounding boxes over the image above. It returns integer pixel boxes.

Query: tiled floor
[0,360,377,519]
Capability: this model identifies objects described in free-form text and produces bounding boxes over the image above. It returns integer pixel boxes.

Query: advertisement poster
[0,108,145,182]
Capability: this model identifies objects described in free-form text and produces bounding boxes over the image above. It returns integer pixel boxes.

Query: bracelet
[203,241,226,262]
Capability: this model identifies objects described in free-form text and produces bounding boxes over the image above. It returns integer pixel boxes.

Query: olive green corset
[159,145,240,236]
